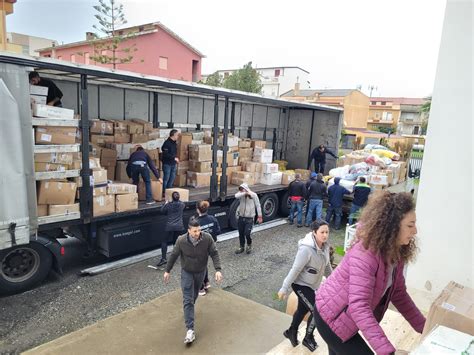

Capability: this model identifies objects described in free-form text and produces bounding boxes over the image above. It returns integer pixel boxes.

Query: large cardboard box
[37,204,48,217]
[225,165,242,177]
[261,172,283,185]
[282,171,296,185]
[130,133,149,144]
[177,132,193,161]
[413,325,473,354]
[165,188,189,202]
[94,186,107,197]
[126,122,144,134]
[238,148,253,159]
[35,126,77,145]
[100,148,118,167]
[89,144,102,158]
[244,161,263,174]
[188,144,212,162]
[30,85,48,96]
[109,120,128,134]
[173,174,187,187]
[115,193,138,212]
[106,167,115,181]
[30,95,47,105]
[71,157,102,171]
[91,134,115,146]
[369,174,389,186]
[34,152,74,165]
[239,139,252,148]
[145,148,160,162]
[37,181,77,205]
[113,133,131,144]
[251,140,266,149]
[422,281,474,337]
[189,160,212,173]
[90,120,114,135]
[187,171,211,188]
[138,181,163,201]
[33,104,74,119]
[146,138,165,150]
[35,162,69,172]
[218,136,239,147]
[177,160,190,175]
[131,119,153,133]
[231,171,256,186]
[49,203,80,216]
[253,148,273,163]
[295,169,311,181]
[93,195,115,217]
[115,161,130,182]
[262,163,279,174]
[107,183,137,195]
[148,129,161,140]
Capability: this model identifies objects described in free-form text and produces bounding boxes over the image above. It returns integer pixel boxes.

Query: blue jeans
[348,204,362,225]
[289,199,304,225]
[306,199,323,226]
[325,205,343,229]
[162,164,177,191]
[130,165,152,202]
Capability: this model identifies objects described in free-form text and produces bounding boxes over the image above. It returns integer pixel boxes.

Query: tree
[420,96,431,134]
[223,62,263,94]
[89,0,138,68]
[204,71,223,87]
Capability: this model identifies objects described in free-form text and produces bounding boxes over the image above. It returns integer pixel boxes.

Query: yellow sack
[371,149,400,161]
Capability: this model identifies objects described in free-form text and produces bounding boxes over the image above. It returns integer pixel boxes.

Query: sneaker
[302,334,318,352]
[246,245,252,254]
[297,224,303,228]
[283,328,299,347]
[146,200,156,205]
[157,259,167,267]
[204,282,211,290]
[288,219,294,225]
[184,329,195,344]
[198,289,207,296]
[235,247,245,254]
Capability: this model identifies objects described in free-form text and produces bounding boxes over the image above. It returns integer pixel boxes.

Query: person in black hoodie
[305,173,327,227]
[348,177,372,225]
[325,177,350,230]
[161,129,179,193]
[157,191,185,267]
[308,144,338,174]
[288,173,307,227]
[195,200,221,296]
[126,146,161,205]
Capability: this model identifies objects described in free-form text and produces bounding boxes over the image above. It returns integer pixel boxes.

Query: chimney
[86,32,96,41]
[294,82,300,96]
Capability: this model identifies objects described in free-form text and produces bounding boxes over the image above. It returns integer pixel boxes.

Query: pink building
[39,22,204,82]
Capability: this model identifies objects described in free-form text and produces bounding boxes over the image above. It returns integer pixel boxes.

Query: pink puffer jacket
[316,241,425,354]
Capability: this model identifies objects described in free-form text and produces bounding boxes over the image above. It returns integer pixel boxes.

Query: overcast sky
[7,0,446,97]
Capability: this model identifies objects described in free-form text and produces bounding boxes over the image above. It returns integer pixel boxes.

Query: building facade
[203,66,310,98]
[39,22,204,82]
[7,32,57,56]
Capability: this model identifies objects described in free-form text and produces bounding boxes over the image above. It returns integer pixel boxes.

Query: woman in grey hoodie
[278,219,333,352]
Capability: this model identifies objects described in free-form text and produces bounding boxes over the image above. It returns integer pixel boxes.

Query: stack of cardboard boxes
[187,144,213,188]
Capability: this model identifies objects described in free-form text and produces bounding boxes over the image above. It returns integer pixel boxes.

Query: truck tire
[279,191,290,216]
[0,242,53,295]
[260,193,279,222]
[228,199,240,230]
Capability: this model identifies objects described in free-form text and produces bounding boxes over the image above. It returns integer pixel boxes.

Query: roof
[0,52,342,113]
[369,97,427,105]
[206,66,310,75]
[281,89,356,98]
[37,22,205,58]
[345,127,404,139]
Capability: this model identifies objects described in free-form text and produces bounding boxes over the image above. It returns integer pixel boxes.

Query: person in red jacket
[314,191,425,355]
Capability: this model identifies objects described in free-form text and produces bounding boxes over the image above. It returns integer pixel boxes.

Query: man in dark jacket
[325,177,350,230]
[348,177,372,225]
[308,144,338,174]
[164,218,223,345]
[288,173,307,227]
[29,71,63,107]
[305,173,327,226]
[126,146,161,205]
[161,129,179,193]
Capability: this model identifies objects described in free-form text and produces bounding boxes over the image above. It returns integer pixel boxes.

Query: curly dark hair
[356,191,417,264]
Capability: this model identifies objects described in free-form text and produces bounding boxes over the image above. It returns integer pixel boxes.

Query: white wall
[278,68,310,96]
[407,0,473,296]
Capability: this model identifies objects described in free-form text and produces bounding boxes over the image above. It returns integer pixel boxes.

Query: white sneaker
[198,289,207,296]
[184,329,195,344]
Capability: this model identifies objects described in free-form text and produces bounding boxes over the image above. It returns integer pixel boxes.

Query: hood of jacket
[239,183,250,192]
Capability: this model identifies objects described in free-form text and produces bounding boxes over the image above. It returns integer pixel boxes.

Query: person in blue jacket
[325,177,350,230]
[195,200,221,296]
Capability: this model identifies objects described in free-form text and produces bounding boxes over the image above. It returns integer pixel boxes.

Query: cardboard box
[71,157,102,171]
[231,171,256,186]
[130,133,149,144]
[37,204,48,217]
[137,180,163,202]
[173,174,187,187]
[218,136,239,147]
[113,133,130,144]
[100,148,118,167]
[177,160,190,175]
[238,148,253,158]
[239,139,252,148]
[115,193,138,212]
[91,134,115,146]
[369,174,389,186]
[225,165,242,177]
[94,186,107,197]
[115,161,130,182]
[262,163,279,174]
[92,169,108,185]
[187,171,211,188]
[157,128,181,138]
[90,120,114,135]
[131,119,153,133]
[144,148,160,162]
[189,160,212,173]
[37,181,77,205]
[126,122,143,134]
[422,281,474,337]
[238,157,252,166]
[93,195,115,217]
[35,162,69,172]
[413,325,473,354]
[30,95,47,105]
[253,148,273,163]
[251,140,266,149]
[35,126,77,145]
[89,144,102,158]
[282,172,296,185]
[261,172,283,185]
[106,167,115,181]
[107,183,137,195]
[110,120,128,134]
[148,129,161,140]
[178,133,193,161]
[30,85,48,96]
[49,203,80,216]
[295,169,311,181]
[146,139,165,150]
[244,161,263,174]
[188,144,212,162]
[34,152,74,165]
[165,188,189,202]
[33,104,74,119]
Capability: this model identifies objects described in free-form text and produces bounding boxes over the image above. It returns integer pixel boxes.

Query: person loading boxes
[127,145,162,205]
[29,71,63,107]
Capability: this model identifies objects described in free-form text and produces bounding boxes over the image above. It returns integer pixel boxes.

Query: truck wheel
[228,199,240,230]
[260,193,279,222]
[0,242,53,295]
[279,191,290,216]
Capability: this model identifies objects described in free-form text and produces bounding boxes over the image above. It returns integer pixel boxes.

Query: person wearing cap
[308,144,338,174]
[305,173,327,226]
[29,71,63,107]
[126,145,162,205]
[287,173,307,228]
[234,183,263,254]
[306,171,318,189]
[325,177,350,230]
[348,176,372,225]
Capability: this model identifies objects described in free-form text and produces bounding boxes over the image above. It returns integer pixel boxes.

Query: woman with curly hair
[313,191,425,355]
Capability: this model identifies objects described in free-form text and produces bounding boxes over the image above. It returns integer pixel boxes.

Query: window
[274,69,280,77]
[382,112,393,121]
[371,101,377,105]
[413,126,420,135]
[224,72,230,78]
[43,54,51,58]
[70,54,76,63]
[381,101,386,105]
[84,52,90,65]
[159,56,168,70]
[57,56,62,60]
[101,50,107,56]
